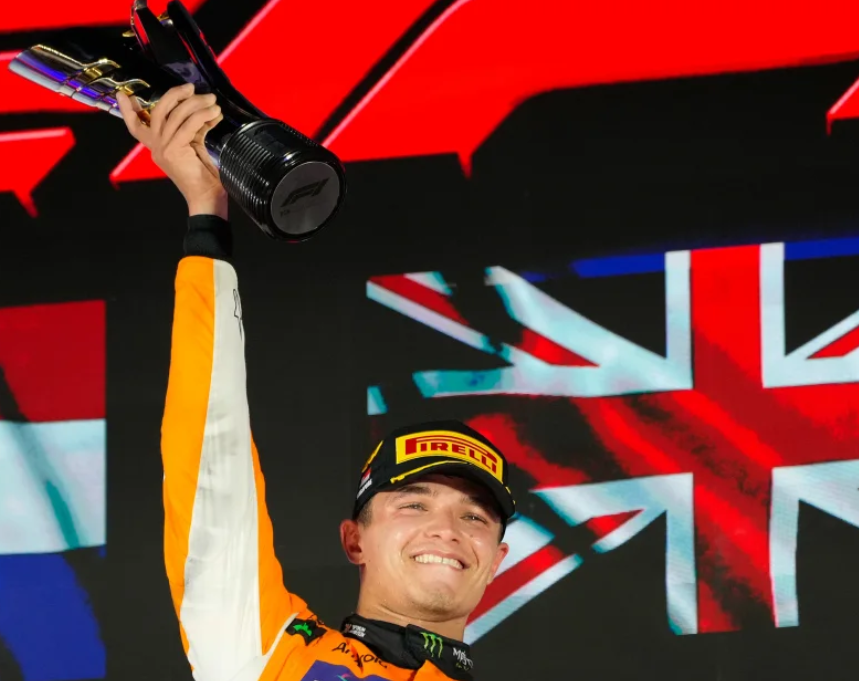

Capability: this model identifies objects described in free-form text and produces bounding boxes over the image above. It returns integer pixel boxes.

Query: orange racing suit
[160,216,475,681]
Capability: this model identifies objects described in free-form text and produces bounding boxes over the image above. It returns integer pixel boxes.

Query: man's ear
[340,518,364,566]
[486,542,510,585]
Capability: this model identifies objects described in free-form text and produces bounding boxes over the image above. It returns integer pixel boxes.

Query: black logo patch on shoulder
[286,617,326,645]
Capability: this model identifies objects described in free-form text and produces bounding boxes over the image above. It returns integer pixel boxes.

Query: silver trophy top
[9,44,153,119]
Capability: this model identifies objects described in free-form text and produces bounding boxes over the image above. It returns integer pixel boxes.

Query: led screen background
[2,1,859,680]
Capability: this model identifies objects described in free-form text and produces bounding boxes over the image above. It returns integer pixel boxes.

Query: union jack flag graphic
[365,237,859,641]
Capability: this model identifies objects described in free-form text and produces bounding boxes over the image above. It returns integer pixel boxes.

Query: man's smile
[411,552,467,570]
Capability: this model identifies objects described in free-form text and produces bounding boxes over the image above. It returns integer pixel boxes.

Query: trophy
[7,0,346,242]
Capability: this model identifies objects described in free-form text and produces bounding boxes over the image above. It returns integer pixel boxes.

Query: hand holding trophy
[8,0,346,241]
[115,84,230,218]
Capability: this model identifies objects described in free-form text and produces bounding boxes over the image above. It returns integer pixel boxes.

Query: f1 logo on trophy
[7,0,347,241]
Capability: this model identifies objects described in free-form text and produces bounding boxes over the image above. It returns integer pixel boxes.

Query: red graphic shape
[0,0,206,33]
[0,301,105,423]
[0,53,94,115]
[324,0,859,173]
[828,76,859,132]
[110,0,438,184]
[0,128,75,216]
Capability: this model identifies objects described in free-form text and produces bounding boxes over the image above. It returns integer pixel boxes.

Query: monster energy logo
[422,632,443,657]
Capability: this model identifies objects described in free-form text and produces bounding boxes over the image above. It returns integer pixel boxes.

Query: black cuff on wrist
[185,214,233,261]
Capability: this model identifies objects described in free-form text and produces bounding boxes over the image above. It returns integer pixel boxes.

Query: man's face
[344,474,509,623]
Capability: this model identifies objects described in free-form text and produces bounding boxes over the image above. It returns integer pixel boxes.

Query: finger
[115,91,148,142]
[193,112,223,144]
[168,104,221,150]
[192,113,224,178]
[148,83,195,137]
[161,93,217,146]
[125,92,154,128]
[191,112,223,150]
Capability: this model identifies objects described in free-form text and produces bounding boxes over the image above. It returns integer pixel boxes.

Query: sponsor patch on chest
[298,660,388,681]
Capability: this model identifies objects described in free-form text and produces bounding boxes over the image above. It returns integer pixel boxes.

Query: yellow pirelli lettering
[395,430,504,482]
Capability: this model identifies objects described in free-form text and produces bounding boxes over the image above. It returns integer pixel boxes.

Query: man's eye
[402,502,425,510]
[464,514,487,524]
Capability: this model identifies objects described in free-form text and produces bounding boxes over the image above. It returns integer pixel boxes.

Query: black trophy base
[218,119,345,241]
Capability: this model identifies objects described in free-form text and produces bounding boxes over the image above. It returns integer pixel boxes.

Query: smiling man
[116,85,515,681]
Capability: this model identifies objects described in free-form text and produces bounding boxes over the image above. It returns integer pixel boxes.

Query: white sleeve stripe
[180,261,263,681]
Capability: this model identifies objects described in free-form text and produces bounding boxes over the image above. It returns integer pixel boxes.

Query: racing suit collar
[341,614,474,681]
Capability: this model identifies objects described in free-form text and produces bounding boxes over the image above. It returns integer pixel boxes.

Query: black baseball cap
[353,419,516,524]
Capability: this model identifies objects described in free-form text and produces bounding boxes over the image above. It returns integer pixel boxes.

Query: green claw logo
[422,633,443,657]
[294,622,313,637]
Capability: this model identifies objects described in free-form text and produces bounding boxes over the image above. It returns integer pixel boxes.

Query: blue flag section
[0,548,105,681]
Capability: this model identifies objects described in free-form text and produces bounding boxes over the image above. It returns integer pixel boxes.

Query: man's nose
[423,508,462,541]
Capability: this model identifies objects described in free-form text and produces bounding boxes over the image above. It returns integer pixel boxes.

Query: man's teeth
[413,554,464,569]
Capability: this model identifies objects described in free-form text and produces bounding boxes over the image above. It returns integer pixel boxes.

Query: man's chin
[407,578,462,612]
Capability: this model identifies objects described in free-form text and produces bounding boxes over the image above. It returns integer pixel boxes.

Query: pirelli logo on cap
[395,430,504,482]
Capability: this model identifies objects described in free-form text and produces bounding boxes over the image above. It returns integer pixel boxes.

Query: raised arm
[116,87,304,681]
[163,217,300,681]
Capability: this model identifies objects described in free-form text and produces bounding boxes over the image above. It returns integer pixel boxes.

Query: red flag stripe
[809,323,859,358]
[0,301,105,422]
[469,544,567,622]
[372,277,596,366]
[517,328,596,366]
[467,412,591,487]
[371,275,466,324]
